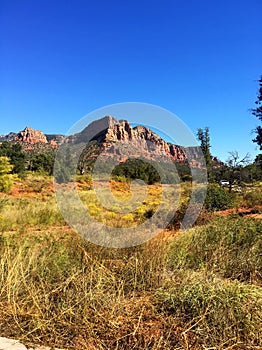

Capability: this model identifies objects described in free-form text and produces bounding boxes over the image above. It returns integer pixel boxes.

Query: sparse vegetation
[0,156,15,193]
[169,216,262,283]
[0,175,261,349]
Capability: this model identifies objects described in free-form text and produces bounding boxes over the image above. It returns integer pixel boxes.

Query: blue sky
[0,0,261,162]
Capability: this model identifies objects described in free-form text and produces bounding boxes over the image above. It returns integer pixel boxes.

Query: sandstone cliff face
[0,126,59,149]
[94,119,187,162]
[0,117,202,165]
[74,117,201,166]
[14,126,48,144]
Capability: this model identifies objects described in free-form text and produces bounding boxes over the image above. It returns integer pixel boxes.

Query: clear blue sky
[0,0,261,162]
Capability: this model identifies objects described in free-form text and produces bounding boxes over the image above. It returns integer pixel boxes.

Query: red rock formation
[49,140,58,148]
[0,118,203,166]
[97,119,186,162]
[14,126,48,144]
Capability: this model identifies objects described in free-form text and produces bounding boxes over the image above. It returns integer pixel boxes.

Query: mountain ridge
[0,117,202,168]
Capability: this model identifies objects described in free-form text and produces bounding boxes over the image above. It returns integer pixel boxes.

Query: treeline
[112,156,262,185]
[0,141,55,176]
[211,154,262,184]
[0,140,261,185]
[112,159,161,185]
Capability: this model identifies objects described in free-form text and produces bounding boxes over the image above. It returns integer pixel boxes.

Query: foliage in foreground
[170,217,262,283]
[0,177,261,349]
[156,272,262,347]
[0,156,14,193]
[0,142,26,175]
[0,214,261,349]
[194,183,234,211]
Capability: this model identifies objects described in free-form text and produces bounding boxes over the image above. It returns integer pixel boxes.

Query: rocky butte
[0,117,202,167]
[66,116,202,170]
[0,126,60,150]
[14,126,48,144]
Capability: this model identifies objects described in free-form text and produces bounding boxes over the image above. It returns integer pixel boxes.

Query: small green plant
[242,187,262,207]
[0,156,14,193]
[75,173,92,183]
[0,196,9,210]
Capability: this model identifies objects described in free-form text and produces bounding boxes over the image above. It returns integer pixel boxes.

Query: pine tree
[252,76,262,149]
[197,127,213,180]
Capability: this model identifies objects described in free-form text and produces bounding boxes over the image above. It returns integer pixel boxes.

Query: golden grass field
[0,174,261,349]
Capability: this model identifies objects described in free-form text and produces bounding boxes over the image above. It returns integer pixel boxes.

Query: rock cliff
[72,117,202,169]
[14,126,48,144]
[0,117,202,166]
[0,126,59,149]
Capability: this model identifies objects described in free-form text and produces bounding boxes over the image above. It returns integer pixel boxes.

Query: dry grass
[169,216,262,284]
[0,175,261,349]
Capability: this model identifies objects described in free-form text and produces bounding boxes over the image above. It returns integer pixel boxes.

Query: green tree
[0,156,14,193]
[31,153,55,175]
[197,127,213,180]
[254,153,262,170]
[112,159,161,185]
[193,183,233,211]
[252,76,262,149]
[226,151,251,190]
[247,154,262,181]
[54,146,75,183]
[0,142,26,175]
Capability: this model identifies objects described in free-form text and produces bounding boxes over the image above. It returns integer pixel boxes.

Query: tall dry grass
[0,177,261,349]
[0,218,261,349]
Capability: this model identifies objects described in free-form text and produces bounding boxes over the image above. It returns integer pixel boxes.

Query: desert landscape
[0,115,261,349]
[1,1,261,349]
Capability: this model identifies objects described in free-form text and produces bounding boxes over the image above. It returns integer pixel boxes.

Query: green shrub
[242,188,262,207]
[112,158,161,185]
[30,153,55,175]
[156,272,262,348]
[169,216,262,283]
[0,174,13,193]
[111,175,127,183]
[75,173,92,183]
[0,142,26,175]
[194,183,233,211]
[0,156,14,193]
[0,196,9,210]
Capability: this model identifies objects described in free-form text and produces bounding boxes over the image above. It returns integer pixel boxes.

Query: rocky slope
[0,126,60,151]
[14,126,48,144]
[0,117,202,166]
[68,116,201,170]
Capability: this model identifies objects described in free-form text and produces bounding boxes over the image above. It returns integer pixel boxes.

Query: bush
[0,156,14,193]
[75,173,92,183]
[194,183,233,211]
[112,158,161,185]
[156,272,262,348]
[169,216,262,283]
[242,188,262,207]
[31,153,55,175]
[0,175,13,193]
[0,142,26,175]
